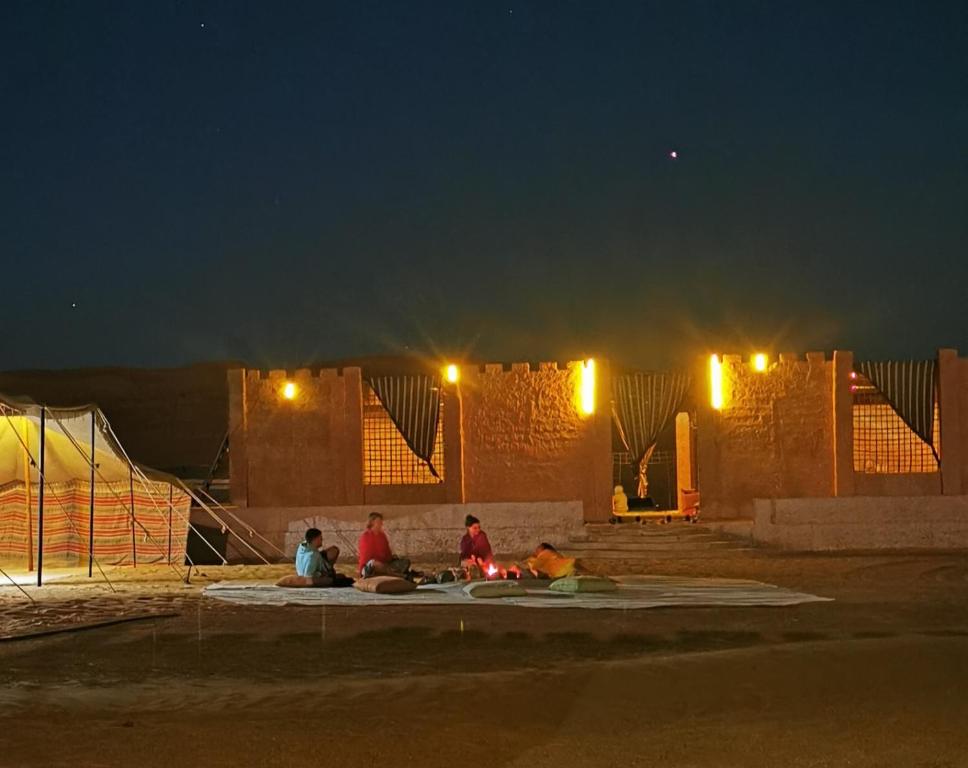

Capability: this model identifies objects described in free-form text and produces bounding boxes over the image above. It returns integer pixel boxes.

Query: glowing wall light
[752,353,768,372]
[580,359,596,415]
[445,364,459,383]
[709,355,724,410]
[282,381,297,400]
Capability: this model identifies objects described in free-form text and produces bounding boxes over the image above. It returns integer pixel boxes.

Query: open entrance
[610,370,697,520]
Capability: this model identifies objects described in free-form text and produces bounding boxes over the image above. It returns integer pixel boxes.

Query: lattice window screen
[852,374,939,474]
[363,385,445,485]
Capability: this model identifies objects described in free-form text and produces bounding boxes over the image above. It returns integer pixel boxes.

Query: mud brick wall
[231,367,364,508]
[459,361,612,522]
[230,360,613,522]
[697,353,834,519]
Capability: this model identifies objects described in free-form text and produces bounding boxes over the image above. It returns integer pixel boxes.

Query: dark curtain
[611,372,691,497]
[367,374,442,477]
[857,359,938,455]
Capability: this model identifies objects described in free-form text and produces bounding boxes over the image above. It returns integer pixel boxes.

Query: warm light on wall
[752,353,769,372]
[282,381,297,400]
[580,359,596,415]
[710,355,724,410]
[445,364,459,383]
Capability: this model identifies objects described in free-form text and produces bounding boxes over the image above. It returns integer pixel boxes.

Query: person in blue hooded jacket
[295,528,353,587]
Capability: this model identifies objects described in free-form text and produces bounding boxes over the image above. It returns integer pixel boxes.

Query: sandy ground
[2,552,968,767]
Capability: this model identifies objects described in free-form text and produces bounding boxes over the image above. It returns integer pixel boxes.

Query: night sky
[3,1,967,371]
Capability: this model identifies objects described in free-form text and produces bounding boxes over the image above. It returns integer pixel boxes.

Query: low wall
[753,496,968,551]
[200,501,584,563]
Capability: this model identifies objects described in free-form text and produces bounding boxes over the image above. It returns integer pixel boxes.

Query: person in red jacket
[459,514,494,568]
[358,512,411,578]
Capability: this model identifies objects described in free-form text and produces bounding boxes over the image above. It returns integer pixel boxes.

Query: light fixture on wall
[281,381,297,401]
[580,359,596,415]
[751,353,769,372]
[709,354,724,410]
[445,364,459,383]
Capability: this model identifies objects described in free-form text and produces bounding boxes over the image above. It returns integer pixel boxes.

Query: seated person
[358,512,412,579]
[526,542,577,579]
[612,484,629,515]
[295,528,354,587]
[459,514,494,568]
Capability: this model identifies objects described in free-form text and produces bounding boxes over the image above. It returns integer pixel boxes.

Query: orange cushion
[353,576,417,594]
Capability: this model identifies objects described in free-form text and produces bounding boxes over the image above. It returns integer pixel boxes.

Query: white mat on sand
[202,575,831,610]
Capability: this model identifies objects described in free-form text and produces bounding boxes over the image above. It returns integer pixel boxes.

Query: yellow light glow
[580,359,596,415]
[752,353,768,372]
[710,355,724,410]
[282,381,297,400]
[445,364,459,383]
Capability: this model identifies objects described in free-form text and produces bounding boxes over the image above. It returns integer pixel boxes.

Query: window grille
[363,385,444,485]
[612,451,632,486]
[852,374,939,474]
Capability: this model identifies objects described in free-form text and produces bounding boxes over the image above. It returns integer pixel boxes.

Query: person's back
[612,485,629,515]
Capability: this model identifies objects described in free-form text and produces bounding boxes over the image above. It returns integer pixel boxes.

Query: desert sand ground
[2,552,968,767]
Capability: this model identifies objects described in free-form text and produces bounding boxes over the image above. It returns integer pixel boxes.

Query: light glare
[580,359,596,415]
[710,355,724,410]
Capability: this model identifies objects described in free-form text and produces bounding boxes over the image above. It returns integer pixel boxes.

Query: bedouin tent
[0,393,191,584]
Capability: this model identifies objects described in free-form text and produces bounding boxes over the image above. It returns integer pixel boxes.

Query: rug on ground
[202,575,831,609]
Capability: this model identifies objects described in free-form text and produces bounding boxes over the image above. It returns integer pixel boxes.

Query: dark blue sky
[2,1,967,370]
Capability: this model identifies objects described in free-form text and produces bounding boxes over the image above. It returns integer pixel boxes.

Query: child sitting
[295,528,354,587]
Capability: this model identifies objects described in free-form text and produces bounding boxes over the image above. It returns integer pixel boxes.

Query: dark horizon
[3,1,967,372]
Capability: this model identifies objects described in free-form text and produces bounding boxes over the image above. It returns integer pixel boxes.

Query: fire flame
[486,564,498,577]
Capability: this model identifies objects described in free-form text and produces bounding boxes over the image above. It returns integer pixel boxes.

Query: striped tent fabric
[0,479,190,567]
[366,375,442,478]
[612,372,691,496]
[857,359,938,454]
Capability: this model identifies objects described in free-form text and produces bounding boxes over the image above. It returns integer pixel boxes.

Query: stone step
[568,536,730,550]
[569,531,722,544]
[563,547,757,560]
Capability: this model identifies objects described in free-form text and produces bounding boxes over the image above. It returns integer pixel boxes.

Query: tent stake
[89,411,95,578]
[37,408,45,587]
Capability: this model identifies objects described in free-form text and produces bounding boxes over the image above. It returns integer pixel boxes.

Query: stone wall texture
[697,353,834,519]
[697,348,968,524]
[754,496,968,550]
[229,361,612,522]
[460,362,613,522]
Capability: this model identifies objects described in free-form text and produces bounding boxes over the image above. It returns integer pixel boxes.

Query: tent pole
[37,408,46,587]
[167,485,173,565]
[22,418,33,573]
[129,466,137,567]
[88,411,96,578]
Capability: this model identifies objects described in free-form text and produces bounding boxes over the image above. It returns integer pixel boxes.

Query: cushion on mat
[354,576,417,594]
[275,574,315,588]
[463,580,527,599]
[549,575,617,593]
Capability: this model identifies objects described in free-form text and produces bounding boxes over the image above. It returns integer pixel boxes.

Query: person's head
[464,514,481,537]
[367,512,384,532]
[305,527,323,549]
[614,485,625,495]
[535,542,559,556]
[323,545,339,563]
